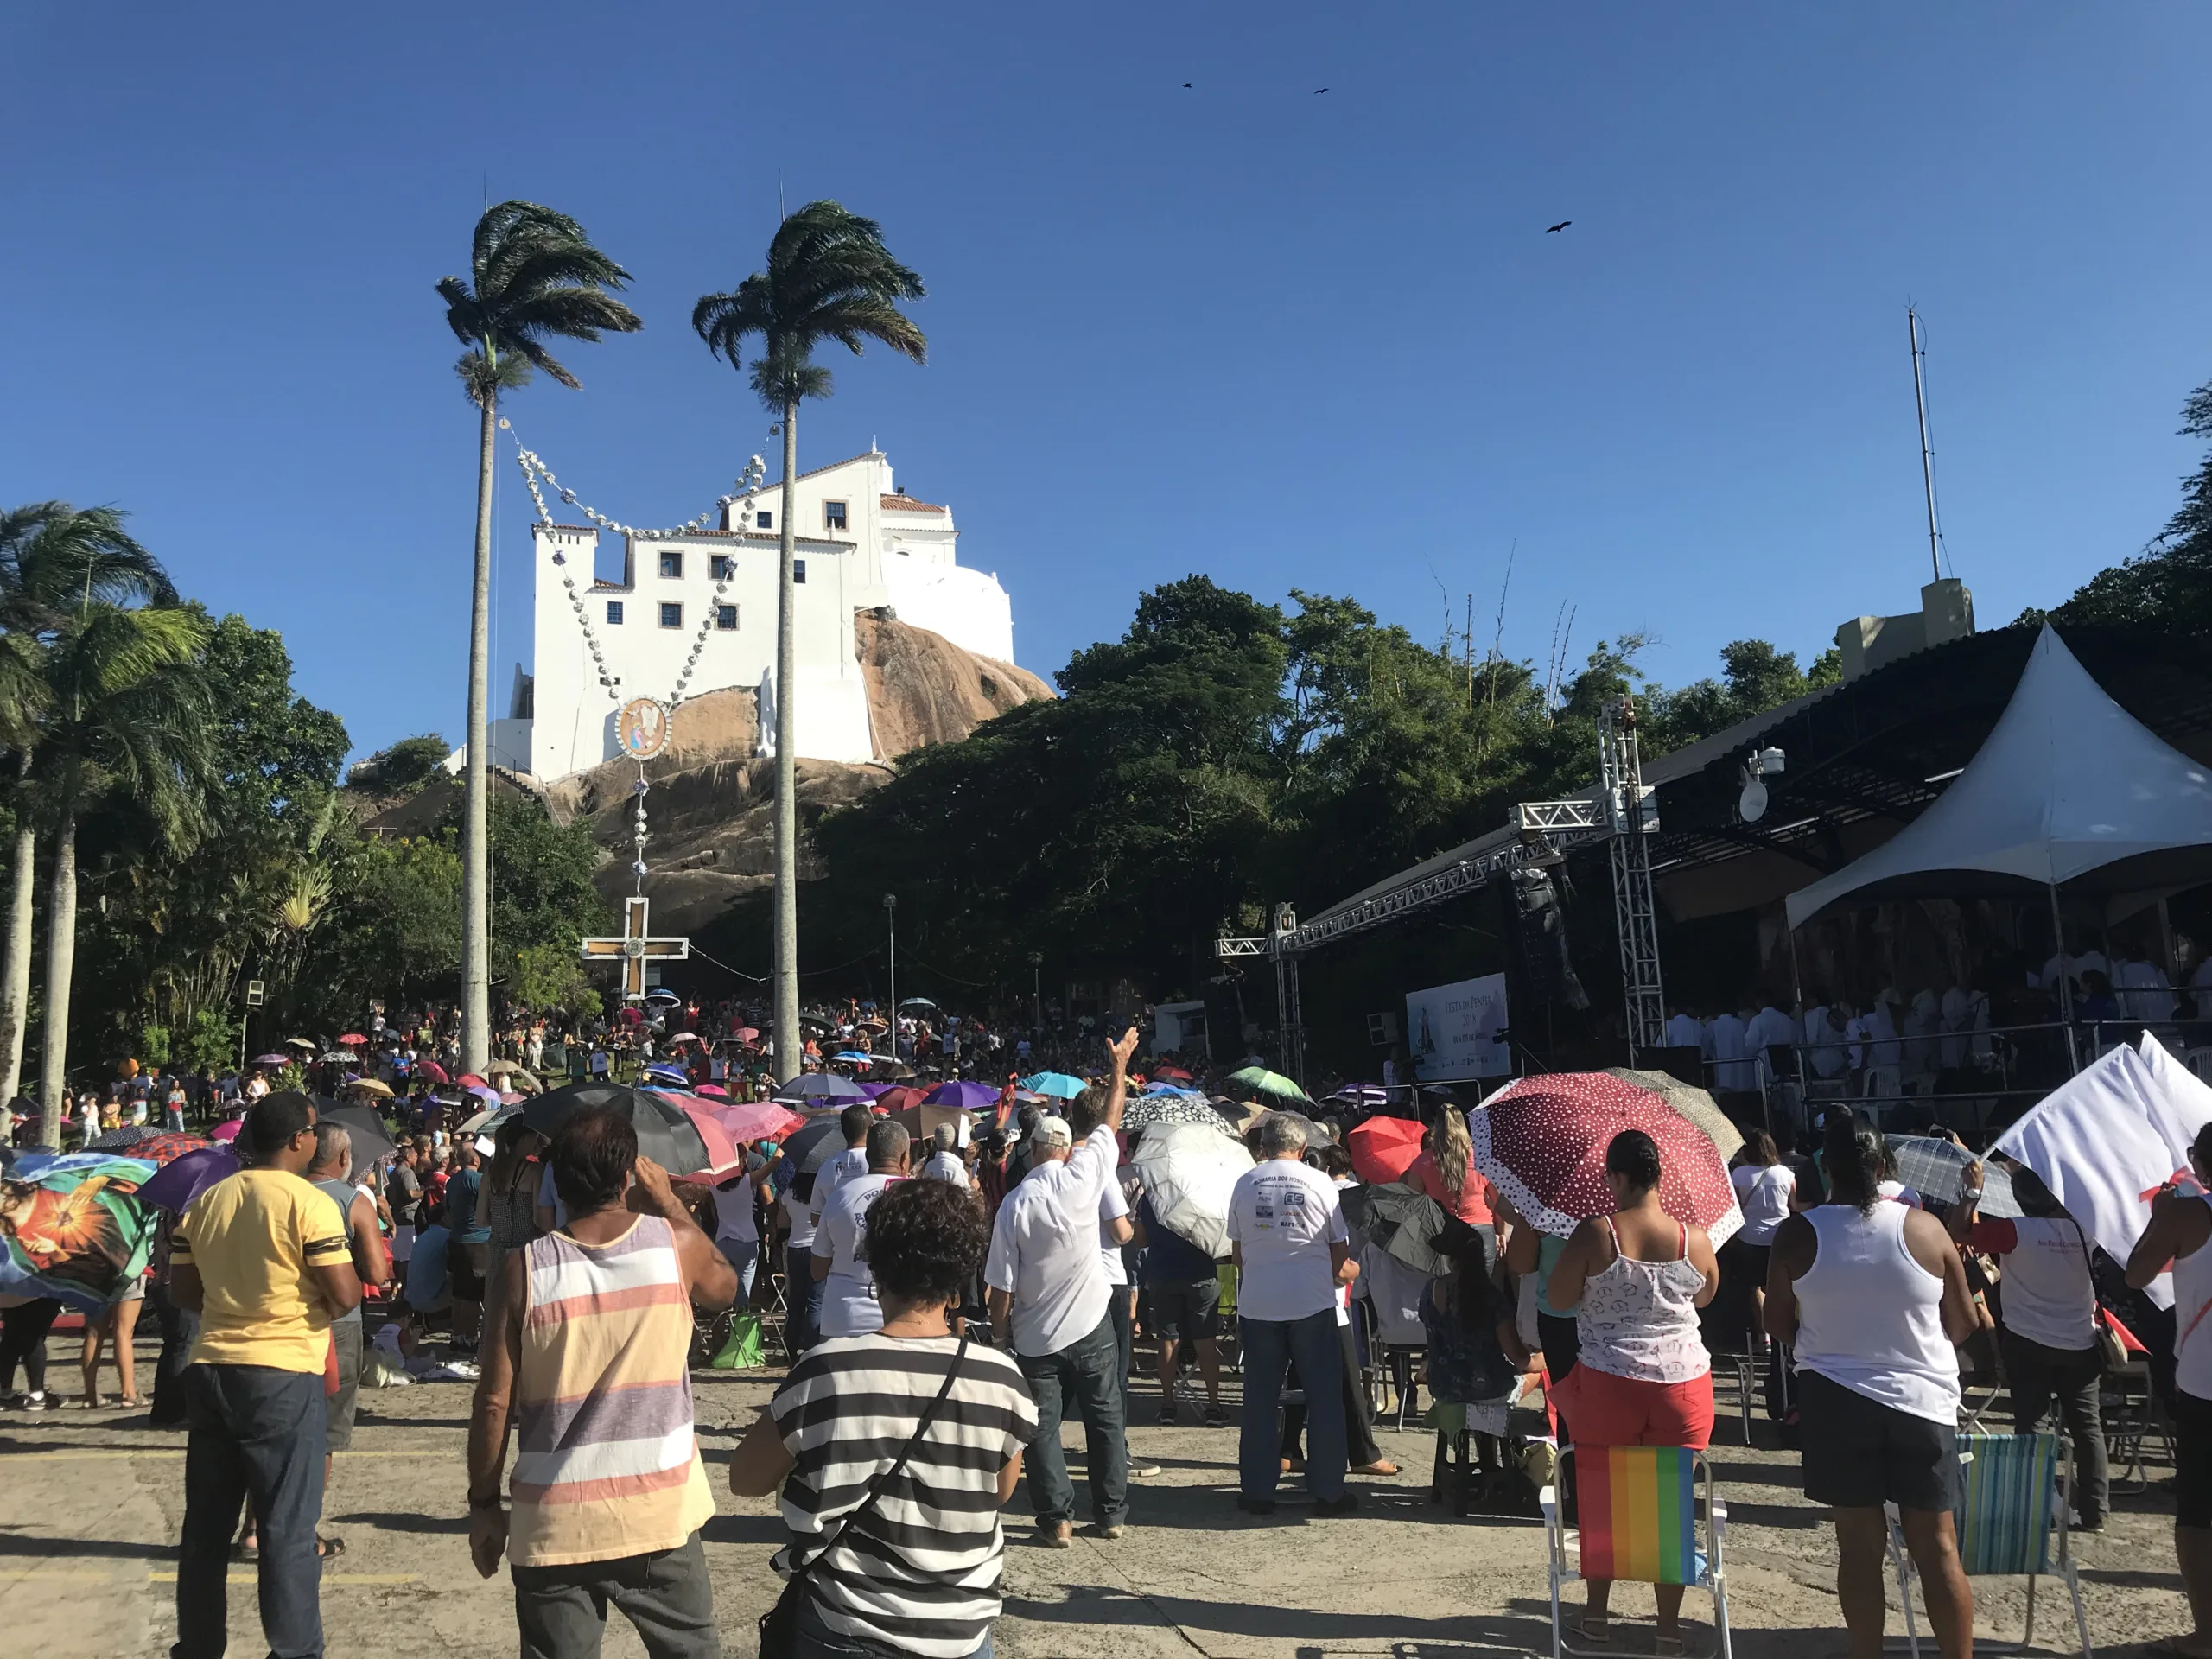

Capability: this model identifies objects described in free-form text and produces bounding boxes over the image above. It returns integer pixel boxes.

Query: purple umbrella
[137,1144,241,1212]
[251,1053,290,1066]
[858,1081,895,1099]
[924,1080,998,1111]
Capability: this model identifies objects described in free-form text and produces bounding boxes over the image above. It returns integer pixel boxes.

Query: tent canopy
[1787,626,2212,927]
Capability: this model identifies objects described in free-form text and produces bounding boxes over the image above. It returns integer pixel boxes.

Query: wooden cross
[581,894,690,1001]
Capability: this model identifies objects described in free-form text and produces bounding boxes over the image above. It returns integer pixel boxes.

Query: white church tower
[499,448,1018,783]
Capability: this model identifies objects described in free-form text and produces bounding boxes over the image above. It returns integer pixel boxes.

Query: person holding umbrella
[1545,1130,1720,1649]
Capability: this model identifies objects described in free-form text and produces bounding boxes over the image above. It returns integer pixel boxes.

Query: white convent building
[496,448,1017,782]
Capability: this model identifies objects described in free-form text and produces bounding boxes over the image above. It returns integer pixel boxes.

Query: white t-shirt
[984,1124,1117,1357]
[1226,1158,1349,1323]
[1730,1162,1796,1246]
[1098,1179,1130,1287]
[921,1149,969,1187]
[818,1172,902,1338]
[782,1189,818,1252]
[1981,1215,2098,1351]
[810,1145,868,1233]
[715,1176,759,1246]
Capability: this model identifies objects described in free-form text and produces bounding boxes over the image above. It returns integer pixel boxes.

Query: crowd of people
[12,994,2212,1659]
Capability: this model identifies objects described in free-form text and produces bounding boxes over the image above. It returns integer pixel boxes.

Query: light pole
[883,893,898,1061]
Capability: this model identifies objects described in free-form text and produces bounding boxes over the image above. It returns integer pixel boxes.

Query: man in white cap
[985,1027,1139,1547]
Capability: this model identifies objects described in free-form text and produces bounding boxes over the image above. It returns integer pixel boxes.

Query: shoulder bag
[2067,1221,2132,1371]
[758,1335,970,1658]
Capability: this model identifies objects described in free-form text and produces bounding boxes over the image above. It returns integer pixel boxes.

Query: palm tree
[34,602,213,1145]
[438,201,641,1076]
[691,202,926,1071]
[0,503,175,1108]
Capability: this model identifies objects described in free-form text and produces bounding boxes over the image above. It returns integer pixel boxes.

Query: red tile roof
[880,494,947,513]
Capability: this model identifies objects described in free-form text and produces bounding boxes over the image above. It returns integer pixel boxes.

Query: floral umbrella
[1121,1092,1228,1132]
[1468,1071,1744,1245]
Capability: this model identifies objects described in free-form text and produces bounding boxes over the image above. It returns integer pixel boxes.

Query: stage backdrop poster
[1406,976,1510,1081]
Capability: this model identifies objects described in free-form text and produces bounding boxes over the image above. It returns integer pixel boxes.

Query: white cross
[581,894,690,1001]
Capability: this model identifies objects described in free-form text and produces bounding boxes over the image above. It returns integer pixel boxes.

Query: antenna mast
[1908,306,1942,582]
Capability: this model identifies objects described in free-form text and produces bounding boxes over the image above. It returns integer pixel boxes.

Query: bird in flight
[1183,81,1192,87]
[1546,220,1572,233]
[1314,87,1329,94]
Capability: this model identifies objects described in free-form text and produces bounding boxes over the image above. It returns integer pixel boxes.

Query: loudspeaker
[1509,861,1590,1012]
[1367,1012,1400,1047]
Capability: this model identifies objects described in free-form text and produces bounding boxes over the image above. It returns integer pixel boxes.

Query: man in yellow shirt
[169,1091,362,1659]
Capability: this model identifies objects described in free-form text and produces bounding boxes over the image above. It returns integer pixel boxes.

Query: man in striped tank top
[466,1104,739,1658]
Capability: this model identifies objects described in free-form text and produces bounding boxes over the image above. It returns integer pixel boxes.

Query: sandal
[112,1395,147,1410]
[232,1538,258,1563]
[316,1535,346,1560]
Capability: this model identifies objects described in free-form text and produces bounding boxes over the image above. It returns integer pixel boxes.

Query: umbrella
[1226,1065,1311,1103]
[88,1125,158,1151]
[457,1104,515,1136]
[0,1152,162,1313]
[416,1060,449,1084]
[1122,1092,1231,1132]
[1606,1070,1745,1168]
[666,1032,701,1046]
[831,1051,875,1065]
[857,1081,894,1099]
[522,1081,709,1174]
[461,1081,502,1107]
[1154,1065,1195,1081]
[924,1080,998,1112]
[780,1114,853,1177]
[1020,1072,1086,1100]
[252,1052,291,1066]
[1888,1135,2022,1217]
[283,1036,317,1052]
[318,1103,397,1179]
[458,1073,489,1089]
[1469,1071,1744,1245]
[696,1083,728,1098]
[1132,1121,1253,1259]
[337,1033,368,1046]
[873,1085,926,1115]
[137,1144,242,1214]
[320,1051,353,1064]
[487,1063,540,1091]
[711,1099,804,1144]
[775,1072,871,1103]
[345,1077,395,1099]
[1344,1181,1453,1276]
[642,1064,691,1088]
[671,1100,741,1182]
[1331,1084,1394,1111]
[499,1090,526,1105]
[1346,1116,1427,1186]
[208,1118,244,1143]
[645,988,682,1006]
[111,1132,211,1167]
[734,1027,760,1043]
[899,997,938,1009]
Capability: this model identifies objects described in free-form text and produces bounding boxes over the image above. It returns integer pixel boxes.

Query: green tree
[2055,374,2212,636]
[510,941,603,1022]
[352,733,450,793]
[692,200,926,1071]
[0,502,174,1102]
[33,603,213,1142]
[439,200,641,1077]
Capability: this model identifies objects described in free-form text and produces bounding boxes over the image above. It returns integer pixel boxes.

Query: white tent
[1786,625,2212,927]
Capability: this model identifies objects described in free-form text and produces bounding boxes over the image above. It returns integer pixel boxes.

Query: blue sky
[4,3,2209,761]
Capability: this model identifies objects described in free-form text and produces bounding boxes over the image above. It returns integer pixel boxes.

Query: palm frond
[3,504,175,632]
[454,347,534,409]
[445,200,639,394]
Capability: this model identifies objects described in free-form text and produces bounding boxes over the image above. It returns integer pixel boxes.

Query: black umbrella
[521,1082,708,1174]
[779,1113,854,1179]
[316,1102,397,1181]
[89,1125,158,1151]
[1344,1181,1452,1276]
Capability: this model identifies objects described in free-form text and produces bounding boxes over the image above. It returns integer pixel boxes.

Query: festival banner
[1405,974,1511,1082]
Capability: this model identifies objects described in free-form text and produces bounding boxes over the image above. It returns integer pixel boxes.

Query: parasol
[857,1081,894,1099]
[645,988,682,1006]
[1132,1121,1253,1259]
[1606,1070,1744,1167]
[345,1077,395,1099]
[1225,1065,1312,1103]
[711,1099,804,1144]
[1888,1135,2022,1217]
[775,1072,871,1103]
[871,1058,917,1081]
[872,1084,926,1115]
[780,1114,854,1177]
[88,1125,159,1151]
[416,1060,450,1084]
[1154,1065,1195,1081]
[319,1051,353,1064]
[666,1032,700,1046]
[283,1037,317,1052]
[522,1081,709,1174]
[1122,1092,1230,1132]
[106,1131,210,1167]
[671,1099,740,1182]
[899,997,938,1010]
[642,1064,690,1088]
[488,1064,540,1092]
[208,1119,244,1142]
[1019,1071,1086,1100]
[925,1080,998,1112]
[318,1103,397,1179]
[1343,1181,1452,1277]
[0,1152,161,1312]
[1469,1071,1744,1245]
[831,1051,875,1065]
[337,1033,367,1046]
[137,1144,242,1213]
[734,1027,760,1043]
[252,1053,290,1066]
[456,1104,514,1136]
[1346,1115,1427,1186]
[696,1083,728,1098]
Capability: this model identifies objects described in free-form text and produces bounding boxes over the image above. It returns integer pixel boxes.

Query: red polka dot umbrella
[1468,1070,1745,1244]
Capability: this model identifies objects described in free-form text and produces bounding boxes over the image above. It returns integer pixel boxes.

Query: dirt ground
[0,1325,2196,1658]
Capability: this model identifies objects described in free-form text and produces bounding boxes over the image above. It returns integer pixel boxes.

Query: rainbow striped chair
[1886,1431,2090,1659]
[1541,1446,1733,1659]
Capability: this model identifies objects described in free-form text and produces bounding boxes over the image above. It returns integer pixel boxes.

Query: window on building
[709,554,734,581]
[823,500,848,531]
[659,602,683,629]
[755,511,772,530]
[605,601,624,626]
[658,550,683,579]
[715,604,738,631]
[793,559,807,584]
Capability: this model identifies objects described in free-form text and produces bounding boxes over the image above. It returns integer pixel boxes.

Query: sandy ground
[0,1328,2196,1659]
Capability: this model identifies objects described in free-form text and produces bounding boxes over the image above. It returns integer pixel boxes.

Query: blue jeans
[1239,1310,1347,1501]
[1014,1310,1128,1528]
[715,1237,759,1304]
[174,1363,329,1659]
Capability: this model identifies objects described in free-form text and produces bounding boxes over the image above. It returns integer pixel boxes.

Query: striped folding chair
[1887,1431,2090,1659]
[1541,1446,1733,1659]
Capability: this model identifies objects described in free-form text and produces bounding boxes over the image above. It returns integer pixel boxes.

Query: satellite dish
[1738,776,1770,823]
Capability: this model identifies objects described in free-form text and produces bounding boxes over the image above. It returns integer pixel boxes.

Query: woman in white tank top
[2124,1128,2212,1656]
[1771,1111,1975,1659]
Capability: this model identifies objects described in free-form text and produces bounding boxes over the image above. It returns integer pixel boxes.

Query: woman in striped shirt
[731,1178,1038,1659]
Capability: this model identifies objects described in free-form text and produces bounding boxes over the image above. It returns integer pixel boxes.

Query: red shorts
[1554,1363,1713,1450]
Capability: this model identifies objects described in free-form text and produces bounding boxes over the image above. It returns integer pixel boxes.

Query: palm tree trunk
[772,397,801,1077]
[460,386,496,1076]
[36,808,74,1148]
[0,775,35,1104]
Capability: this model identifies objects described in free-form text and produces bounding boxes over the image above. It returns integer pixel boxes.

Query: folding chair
[1886,1431,2091,1659]
[1541,1445,1733,1659]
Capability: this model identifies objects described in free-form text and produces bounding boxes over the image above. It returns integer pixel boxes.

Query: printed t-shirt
[1226,1158,1349,1323]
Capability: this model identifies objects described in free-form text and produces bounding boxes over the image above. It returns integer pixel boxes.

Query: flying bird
[1183,81,1192,87]
[1314,87,1329,94]
[1547,220,1572,233]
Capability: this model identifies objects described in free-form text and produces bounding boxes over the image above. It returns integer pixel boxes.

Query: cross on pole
[582,894,690,1001]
